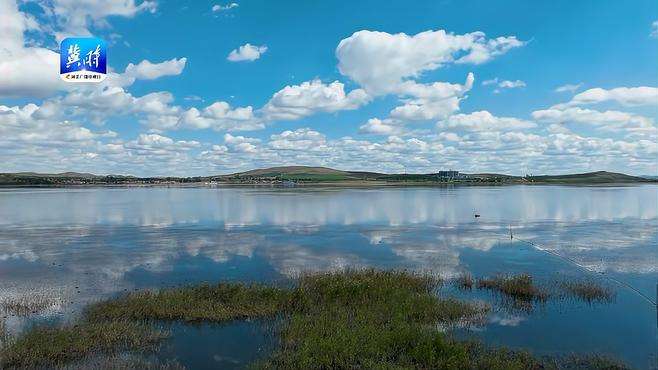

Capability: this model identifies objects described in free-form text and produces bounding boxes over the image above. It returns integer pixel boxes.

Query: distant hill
[231,166,350,177]
[528,171,649,184]
[0,167,654,186]
[223,166,363,181]
[224,167,651,184]
[0,172,139,186]
[10,171,101,178]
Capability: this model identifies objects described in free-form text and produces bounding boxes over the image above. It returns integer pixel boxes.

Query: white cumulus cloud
[554,83,583,93]
[482,78,526,93]
[561,87,658,108]
[50,0,157,41]
[440,111,536,132]
[269,128,327,151]
[212,3,238,12]
[359,118,404,135]
[262,79,369,121]
[389,73,474,121]
[532,107,656,137]
[336,29,524,95]
[223,133,260,153]
[227,43,267,62]
[123,58,187,81]
[178,101,262,131]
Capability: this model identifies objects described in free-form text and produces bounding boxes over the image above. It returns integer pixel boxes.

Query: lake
[0,185,656,369]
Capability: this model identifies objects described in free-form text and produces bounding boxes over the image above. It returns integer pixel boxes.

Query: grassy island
[0,270,626,369]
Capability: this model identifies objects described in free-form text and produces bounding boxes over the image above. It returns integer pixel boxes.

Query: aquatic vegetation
[0,320,167,368]
[86,283,290,323]
[476,274,548,313]
[59,354,185,370]
[0,293,61,317]
[261,270,500,369]
[0,269,629,369]
[0,320,7,349]
[455,272,475,290]
[559,280,615,304]
[546,354,631,370]
[471,273,615,307]
[477,274,547,301]
[1,270,490,368]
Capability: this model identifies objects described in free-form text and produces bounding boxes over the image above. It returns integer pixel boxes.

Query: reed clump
[0,320,167,368]
[560,280,615,304]
[477,274,547,301]
[0,294,60,317]
[455,272,475,290]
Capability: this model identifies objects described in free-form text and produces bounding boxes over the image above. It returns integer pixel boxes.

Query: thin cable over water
[511,234,657,307]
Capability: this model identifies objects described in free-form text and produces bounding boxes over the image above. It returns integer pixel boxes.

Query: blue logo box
[60,37,107,82]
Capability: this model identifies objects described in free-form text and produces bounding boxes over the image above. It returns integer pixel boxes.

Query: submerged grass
[470,273,615,307]
[0,269,628,369]
[0,319,7,349]
[86,283,290,323]
[261,270,506,369]
[0,293,61,317]
[559,280,615,304]
[477,274,547,300]
[552,354,630,370]
[455,272,475,290]
[59,354,185,370]
[0,320,167,368]
[476,274,548,313]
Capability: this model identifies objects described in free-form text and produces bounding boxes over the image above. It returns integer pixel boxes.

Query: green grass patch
[477,274,547,301]
[0,270,628,369]
[476,274,547,312]
[259,270,541,369]
[279,173,352,181]
[86,283,290,323]
[560,280,615,304]
[0,320,166,368]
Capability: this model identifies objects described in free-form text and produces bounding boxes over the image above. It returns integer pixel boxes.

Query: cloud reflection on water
[0,186,655,327]
[1,186,656,227]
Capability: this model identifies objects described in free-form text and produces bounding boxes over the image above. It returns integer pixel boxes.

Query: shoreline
[0,180,655,189]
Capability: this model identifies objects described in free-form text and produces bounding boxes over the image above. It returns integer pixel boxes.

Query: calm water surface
[0,185,656,369]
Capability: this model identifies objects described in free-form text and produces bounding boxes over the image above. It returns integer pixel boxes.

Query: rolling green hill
[223,166,364,181]
[222,167,652,184]
[8,172,101,178]
[527,171,649,184]
[0,167,653,185]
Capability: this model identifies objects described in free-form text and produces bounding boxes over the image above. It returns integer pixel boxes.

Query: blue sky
[0,0,656,176]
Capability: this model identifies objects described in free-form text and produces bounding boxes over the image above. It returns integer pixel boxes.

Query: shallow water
[0,185,656,368]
